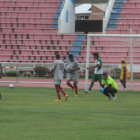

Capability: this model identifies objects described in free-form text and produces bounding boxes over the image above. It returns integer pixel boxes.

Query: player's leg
[120,79,122,87]
[73,74,78,95]
[103,88,112,100]
[89,74,98,91]
[88,80,94,92]
[59,86,66,96]
[58,80,66,96]
[120,79,126,89]
[74,83,78,95]
[67,80,74,88]
[98,74,102,87]
[124,78,126,89]
[87,74,97,93]
[120,79,124,88]
[108,88,117,100]
[67,74,74,92]
[54,80,61,101]
[59,85,68,101]
[55,84,61,101]
[85,80,94,93]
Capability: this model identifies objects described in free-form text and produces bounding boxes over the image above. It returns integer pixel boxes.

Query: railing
[103,0,115,33]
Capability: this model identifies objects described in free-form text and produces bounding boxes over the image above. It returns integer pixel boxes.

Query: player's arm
[50,62,56,73]
[100,84,111,94]
[87,61,100,69]
[70,62,80,73]
[101,79,106,88]
[87,65,98,69]
[100,80,105,93]
[70,67,79,73]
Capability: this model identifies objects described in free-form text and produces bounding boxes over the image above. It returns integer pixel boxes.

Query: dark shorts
[104,88,118,94]
[92,74,102,81]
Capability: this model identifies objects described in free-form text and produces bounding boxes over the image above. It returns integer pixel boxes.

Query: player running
[85,52,103,93]
[51,54,68,101]
[66,54,80,96]
[100,72,118,100]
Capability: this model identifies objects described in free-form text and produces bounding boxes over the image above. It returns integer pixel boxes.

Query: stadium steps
[69,35,85,60]
[107,0,140,32]
[107,0,125,29]
[51,0,64,29]
[0,0,140,64]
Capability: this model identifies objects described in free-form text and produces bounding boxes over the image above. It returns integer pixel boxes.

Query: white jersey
[67,61,79,75]
[52,60,64,80]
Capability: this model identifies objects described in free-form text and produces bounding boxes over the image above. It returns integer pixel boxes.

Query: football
[66,65,72,72]
[9,84,14,88]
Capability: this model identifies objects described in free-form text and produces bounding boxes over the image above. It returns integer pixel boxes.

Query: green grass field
[0,86,140,140]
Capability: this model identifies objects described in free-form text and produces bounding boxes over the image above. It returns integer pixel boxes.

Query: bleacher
[79,0,140,64]
[0,0,140,65]
[0,0,85,63]
[107,0,140,34]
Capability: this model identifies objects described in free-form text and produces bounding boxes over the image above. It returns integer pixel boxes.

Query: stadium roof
[75,3,107,14]
[93,3,107,12]
[75,4,91,14]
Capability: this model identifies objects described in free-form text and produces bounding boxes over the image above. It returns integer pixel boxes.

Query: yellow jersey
[120,64,130,80]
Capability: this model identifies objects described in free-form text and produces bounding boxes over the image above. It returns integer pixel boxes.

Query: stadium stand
[77,0,140,64]
[0,0,140,65]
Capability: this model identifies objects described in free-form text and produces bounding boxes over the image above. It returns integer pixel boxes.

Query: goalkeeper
[100,72,118,100]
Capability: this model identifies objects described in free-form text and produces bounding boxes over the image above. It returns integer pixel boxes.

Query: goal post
[85,35,90,91]
[85,33,140,91]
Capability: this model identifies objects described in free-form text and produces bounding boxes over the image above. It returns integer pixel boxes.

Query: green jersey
[94,57,103,74]
[102,76,118,90]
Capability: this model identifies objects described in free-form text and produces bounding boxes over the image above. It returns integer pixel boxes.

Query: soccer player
[100,72,118,100]
[120,58,130,90]
[85,52,103,93]
[51,54,68,101]
[66,54,80,96]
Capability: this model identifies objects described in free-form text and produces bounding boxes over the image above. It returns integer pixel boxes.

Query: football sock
[74,84,78,94]
[67,83,74,89]
[56,89,61,99]
[88,82,94,91]
[59,86,66,96]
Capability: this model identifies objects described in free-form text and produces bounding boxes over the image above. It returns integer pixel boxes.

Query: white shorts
[54,80,61,85]
[67,73,78,84]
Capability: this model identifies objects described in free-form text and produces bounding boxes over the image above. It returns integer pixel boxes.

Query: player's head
[56,54,60,60]
[93,52,99,59]
[103,72,108,80]
[121,58,126,64]
[69,54,74,62]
